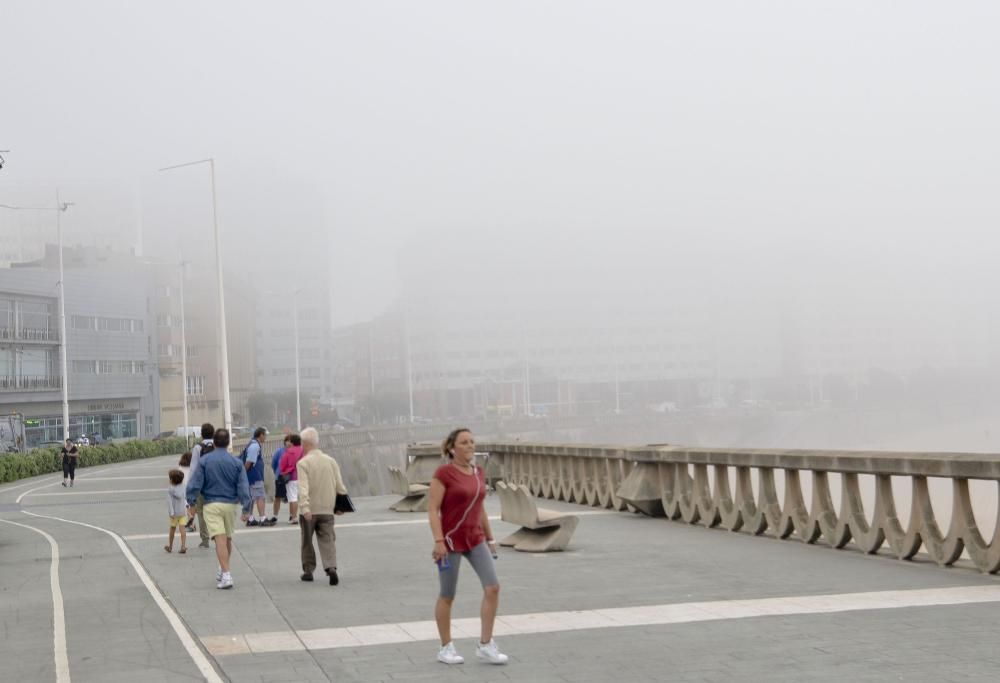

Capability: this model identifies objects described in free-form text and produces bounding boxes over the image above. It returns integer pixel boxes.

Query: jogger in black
[61,439,79,487]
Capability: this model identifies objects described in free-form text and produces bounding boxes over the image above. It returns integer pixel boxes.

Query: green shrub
[0,437,189,484]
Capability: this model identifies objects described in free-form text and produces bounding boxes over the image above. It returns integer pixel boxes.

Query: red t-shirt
[434,463,487,553]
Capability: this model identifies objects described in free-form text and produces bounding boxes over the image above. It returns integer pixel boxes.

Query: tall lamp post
[1,193,73,440]
[177,259,190,442]
[55,191,71,440]
[292,287,302,430]
[158,159,232,435]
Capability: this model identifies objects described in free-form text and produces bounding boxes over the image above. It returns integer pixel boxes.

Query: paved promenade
[3,454,1000,682]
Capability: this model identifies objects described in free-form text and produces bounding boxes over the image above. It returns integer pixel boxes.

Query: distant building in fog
[153,263,257,433]
[253,273,334,412]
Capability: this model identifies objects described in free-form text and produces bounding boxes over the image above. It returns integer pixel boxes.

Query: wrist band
[487,538,496,543]
[434,538,444,543]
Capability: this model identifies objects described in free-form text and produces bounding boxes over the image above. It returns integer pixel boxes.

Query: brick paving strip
[200,583,1000,657]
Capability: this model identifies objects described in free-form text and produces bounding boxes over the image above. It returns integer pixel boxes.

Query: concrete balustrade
[481,442,1000,574]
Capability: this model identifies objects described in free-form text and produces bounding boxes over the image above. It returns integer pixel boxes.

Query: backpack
[195,441,214,461]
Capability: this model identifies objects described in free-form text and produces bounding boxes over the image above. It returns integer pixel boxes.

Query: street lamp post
[177,259,190,443]
[292,288,302,430]
[55,190,70,440]
[158,158,232,436]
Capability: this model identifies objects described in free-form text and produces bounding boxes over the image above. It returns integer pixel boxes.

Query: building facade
[154,264,257,433]
[0,254,159,447]
[254,282,334,403]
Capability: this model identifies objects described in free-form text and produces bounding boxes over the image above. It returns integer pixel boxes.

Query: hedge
[0,437,189,484]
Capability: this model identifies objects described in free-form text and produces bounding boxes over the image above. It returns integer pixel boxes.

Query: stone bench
[388,466,429,512]
[495,480,579,552]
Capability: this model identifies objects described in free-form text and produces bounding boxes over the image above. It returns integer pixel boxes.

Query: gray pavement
[3,453,1000,682]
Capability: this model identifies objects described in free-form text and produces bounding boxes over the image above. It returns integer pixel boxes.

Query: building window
[145,415,154,435]
[72,360,97,374]
[186,375,205,396]
[71,315,96,330]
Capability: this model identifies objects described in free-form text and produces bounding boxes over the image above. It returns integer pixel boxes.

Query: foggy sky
[3,1,999,331]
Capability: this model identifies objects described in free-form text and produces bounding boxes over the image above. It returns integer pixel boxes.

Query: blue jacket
[186,448,251,512]
[271,447,285,474]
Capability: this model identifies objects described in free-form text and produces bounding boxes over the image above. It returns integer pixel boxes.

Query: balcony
[0,326,60,344]
[0,375,63,392]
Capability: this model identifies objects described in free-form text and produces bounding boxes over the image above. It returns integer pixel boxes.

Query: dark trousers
[300,514,337,574]
[62,458,77,481]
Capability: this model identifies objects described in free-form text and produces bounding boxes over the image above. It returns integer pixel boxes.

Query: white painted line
[202,583,1000,657]
[24,488,162,498]
[16,480,62,504]
[121,510,615,541]
[70,476,166,482]
[21,510,224,683]
[0,518,71,683]
[0,475,63,496]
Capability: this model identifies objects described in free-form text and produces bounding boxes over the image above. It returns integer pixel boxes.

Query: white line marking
[121,510,615,541]
[0,476,63,496]
[202,583,1000,657]
[24,488,162,498]
[70,476,166,482]
[0,518,71,682]
[21,510,224,683]
[16,480,62,504]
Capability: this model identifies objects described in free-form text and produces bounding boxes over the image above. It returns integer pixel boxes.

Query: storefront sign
[86,402,127,412]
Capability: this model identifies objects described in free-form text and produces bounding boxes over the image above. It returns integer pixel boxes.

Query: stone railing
[482,441,1000,574]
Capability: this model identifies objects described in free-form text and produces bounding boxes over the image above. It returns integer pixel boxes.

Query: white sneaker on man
[476,639,508,664]
[217,572,233,589]
[437,642,464,665]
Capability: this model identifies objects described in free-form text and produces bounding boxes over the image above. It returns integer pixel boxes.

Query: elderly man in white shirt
[296,426,348,585]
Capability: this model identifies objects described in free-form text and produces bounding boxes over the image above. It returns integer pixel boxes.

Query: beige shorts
[203,502,239,538]
[169,515,188,528]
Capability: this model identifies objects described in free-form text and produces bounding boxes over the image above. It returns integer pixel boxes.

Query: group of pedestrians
[165,423,347,590]
[161,421,509,665]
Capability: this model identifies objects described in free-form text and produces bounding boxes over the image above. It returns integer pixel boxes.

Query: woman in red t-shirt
[428,428,508,666]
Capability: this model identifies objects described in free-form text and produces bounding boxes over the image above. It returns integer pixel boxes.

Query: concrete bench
[388,466,429,512]
[495,481,579,552]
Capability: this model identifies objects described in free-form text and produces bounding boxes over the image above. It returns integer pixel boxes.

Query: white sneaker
[216,567,223,582]
[437,642,464,665]
[476,639,508,665]
[217,572,233,589]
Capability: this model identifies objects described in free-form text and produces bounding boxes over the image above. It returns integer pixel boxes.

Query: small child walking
[165,469,188,554]
[178,452,196,533]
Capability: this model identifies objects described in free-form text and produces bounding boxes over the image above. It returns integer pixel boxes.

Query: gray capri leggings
[438,541,499,599]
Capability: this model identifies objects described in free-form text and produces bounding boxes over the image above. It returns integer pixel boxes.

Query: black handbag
[334,493,355,513]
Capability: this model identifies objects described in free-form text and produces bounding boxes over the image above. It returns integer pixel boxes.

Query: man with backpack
[187,423,216,547]
[242,427,270,526]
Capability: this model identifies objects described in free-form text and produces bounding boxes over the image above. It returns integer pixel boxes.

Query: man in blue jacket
[186,428,250,589]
